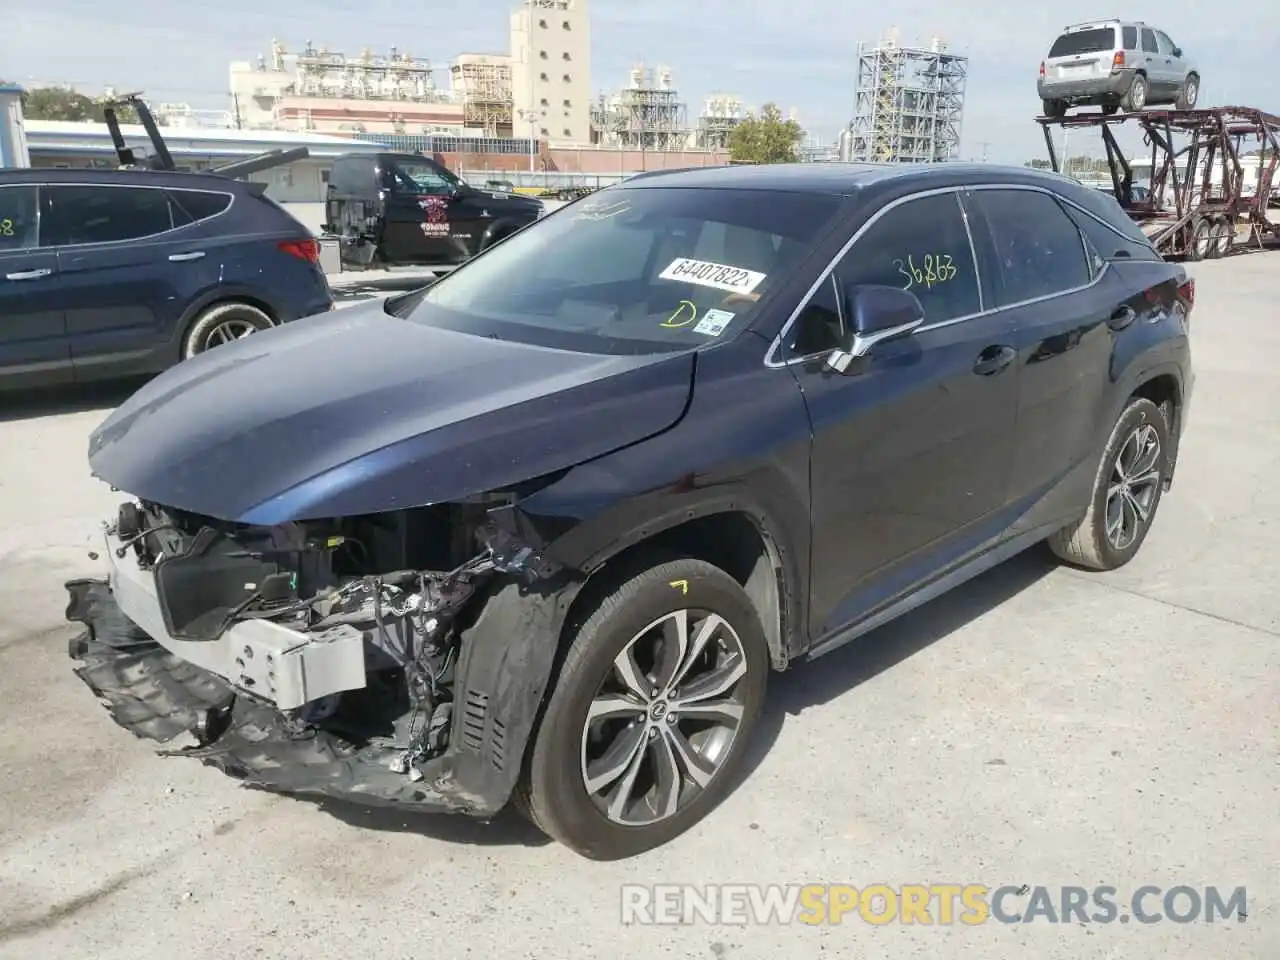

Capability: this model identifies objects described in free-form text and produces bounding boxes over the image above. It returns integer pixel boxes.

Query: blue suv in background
[0,168,334,391]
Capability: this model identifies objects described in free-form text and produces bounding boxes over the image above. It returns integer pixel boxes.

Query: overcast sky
[3,0,1278,162]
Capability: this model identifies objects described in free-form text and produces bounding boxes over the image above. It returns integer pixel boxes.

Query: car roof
[613,161,1086,198]
[0,167,243,191]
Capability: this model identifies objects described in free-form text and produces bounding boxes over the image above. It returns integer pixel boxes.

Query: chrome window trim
[37,181,235,251]
[765,181,1114,369]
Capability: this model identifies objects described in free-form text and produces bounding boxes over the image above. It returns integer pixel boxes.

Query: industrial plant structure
[508,0,594,144]
[229,39,461,134]
[842,29,967,164]
[450,55,514,136]
[694,94,746,151]
[37,0,737,188]
[590,75,748,152]
[590,63,686,151]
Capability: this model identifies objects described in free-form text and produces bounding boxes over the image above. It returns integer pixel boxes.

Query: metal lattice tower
[845,30,967,163]
[589,63,689,150]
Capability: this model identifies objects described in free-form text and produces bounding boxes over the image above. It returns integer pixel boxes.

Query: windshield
[1049,27,1116,57]
[408,186,844,355]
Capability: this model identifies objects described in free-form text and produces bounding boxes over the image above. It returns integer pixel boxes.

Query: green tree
[13,85,140,124]
[727,103,804,164]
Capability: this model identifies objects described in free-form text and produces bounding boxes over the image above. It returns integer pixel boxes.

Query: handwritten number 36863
[894,254,956,290]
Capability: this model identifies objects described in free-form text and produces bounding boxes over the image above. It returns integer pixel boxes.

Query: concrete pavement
[0,255,1274,959]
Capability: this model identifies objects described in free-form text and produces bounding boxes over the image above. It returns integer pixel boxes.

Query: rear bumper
[64,529,569,817]
[1039,70,1134,101]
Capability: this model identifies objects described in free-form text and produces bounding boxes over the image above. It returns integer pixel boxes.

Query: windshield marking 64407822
[659,257,767,294]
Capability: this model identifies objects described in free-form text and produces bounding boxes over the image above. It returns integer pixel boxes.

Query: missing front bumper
[65,574,568,818]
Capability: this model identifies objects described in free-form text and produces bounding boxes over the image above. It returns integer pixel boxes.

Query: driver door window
[786,191,981,359]
[385,162,453,196]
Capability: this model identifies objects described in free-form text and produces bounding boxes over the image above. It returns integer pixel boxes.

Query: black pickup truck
[322,152,544,270]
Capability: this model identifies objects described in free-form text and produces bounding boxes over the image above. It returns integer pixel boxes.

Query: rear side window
[970,189,1092,305]
[1122,26,1138,49]
[169,189,231,223]
[1060,200,1161,262]
[1140,29,1158,53]
[1049,28,1115,57]
[41,185,176,247]
[328,159,368,194]
[0,184,39,251]
[833,192,981,325]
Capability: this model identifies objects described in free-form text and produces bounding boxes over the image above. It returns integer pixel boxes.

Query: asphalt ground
[0,252,1274,959]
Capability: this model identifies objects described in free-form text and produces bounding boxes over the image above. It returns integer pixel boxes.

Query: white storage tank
[0,84,31,168]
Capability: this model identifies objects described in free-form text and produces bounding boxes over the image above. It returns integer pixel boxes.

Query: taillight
[1112,51,1125,71]
[278,238,320,264]
[1178,278,1195,307]
[1039,61,1046,77]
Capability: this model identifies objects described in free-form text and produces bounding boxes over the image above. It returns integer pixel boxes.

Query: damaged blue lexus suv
[66,162,1194,860]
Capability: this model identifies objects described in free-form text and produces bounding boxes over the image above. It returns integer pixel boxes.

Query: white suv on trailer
[1038,19,1200,117]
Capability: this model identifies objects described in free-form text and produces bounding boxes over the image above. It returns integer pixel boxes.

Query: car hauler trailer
[1038,106,1280,259]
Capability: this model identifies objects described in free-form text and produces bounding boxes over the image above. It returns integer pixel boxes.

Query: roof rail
[1063,18,1128,28]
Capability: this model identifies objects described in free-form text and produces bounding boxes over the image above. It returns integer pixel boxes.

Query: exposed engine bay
[66,496,569,814]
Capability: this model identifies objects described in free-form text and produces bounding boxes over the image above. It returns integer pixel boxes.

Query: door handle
[973,344,1016,376]
[168,251,206,262]
[5,268,52,281]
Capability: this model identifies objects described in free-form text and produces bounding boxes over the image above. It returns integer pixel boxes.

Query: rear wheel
[182,302,274,360]
[1211,219,1234,258]
[518,557,769,860]
[1185,217,1214,261]
[1042,98,1068,118]
[1048,397,1171,571]
[1122,74,1149,112]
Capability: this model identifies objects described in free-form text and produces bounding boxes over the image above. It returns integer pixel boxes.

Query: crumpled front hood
[88,300,694,523]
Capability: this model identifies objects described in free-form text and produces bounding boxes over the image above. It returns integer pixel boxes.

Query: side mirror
[826,283,925,373]
[1171,46,1182,57]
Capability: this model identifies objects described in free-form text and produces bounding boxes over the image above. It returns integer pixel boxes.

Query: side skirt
[804,521,1063,662]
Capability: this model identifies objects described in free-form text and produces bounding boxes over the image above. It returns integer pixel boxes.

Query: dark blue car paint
[84,161,1192,675]
[89,302,699,523]
[0,168,332,390]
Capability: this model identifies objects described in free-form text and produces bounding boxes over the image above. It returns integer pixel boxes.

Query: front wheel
[518,557,769,859]
[1176,73,1200,110]
[1048,397,1171,571]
